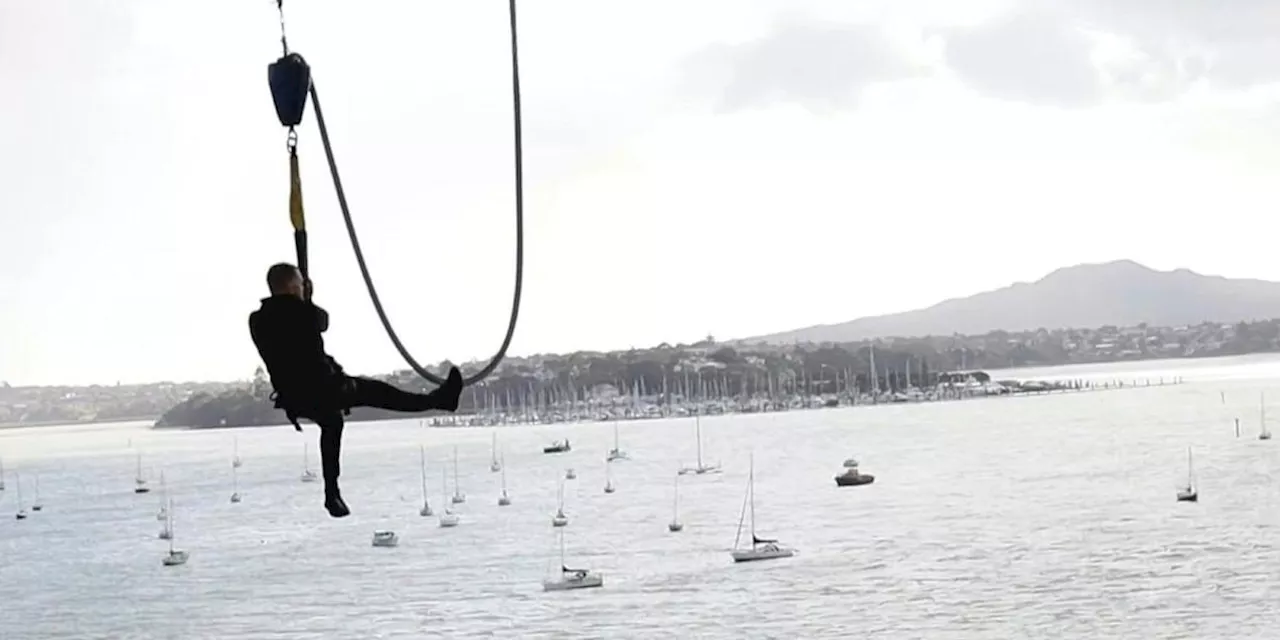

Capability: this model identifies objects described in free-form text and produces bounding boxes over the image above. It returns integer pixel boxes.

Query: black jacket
[248,295,347,410]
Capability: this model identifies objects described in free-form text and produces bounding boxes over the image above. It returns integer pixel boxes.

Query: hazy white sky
[4,0,1280,386]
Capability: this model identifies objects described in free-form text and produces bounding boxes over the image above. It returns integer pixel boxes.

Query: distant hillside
[744,260,1280,344]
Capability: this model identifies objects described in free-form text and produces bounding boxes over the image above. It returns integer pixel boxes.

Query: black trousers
[297,376,441,488]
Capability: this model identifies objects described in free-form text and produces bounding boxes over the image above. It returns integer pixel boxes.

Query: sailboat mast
[1262,393,1267,435]
[420,446,428,501]
[748,454,756,541]
[558,527,566,569]
[453,447,460,493]
[167,500,175,553]
[614,421,620,450]
[672,474,679,519]
[695,417,703,468]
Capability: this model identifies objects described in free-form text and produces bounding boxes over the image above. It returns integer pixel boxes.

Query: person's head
[266,262,304,298]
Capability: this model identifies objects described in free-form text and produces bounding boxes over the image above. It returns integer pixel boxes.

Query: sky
[3,0,1280,386]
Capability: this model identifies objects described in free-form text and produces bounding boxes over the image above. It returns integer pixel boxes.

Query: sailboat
[439,467,460,527]
[300,443,318,483]
[451,446,466,504]
[730,454,794,562]
[230,459,242,503]
[498,455,512,506]
[134,452,151,493]
[161,499,189,566]
[159,509,173,539]
[551,480,569,527]
[489,431,502,472]
[678,416,721,475]
[1176,446,1198,503]
[31,474,43,512]
[418,446,433,516]
[232,437,243,468]
[156,471,169,521]
[668,472,683,532]
[603,460,616,494]
[542,528,603,591]
[1260,393,1272,440]
[13,473,27,520]
[606,420,629,461]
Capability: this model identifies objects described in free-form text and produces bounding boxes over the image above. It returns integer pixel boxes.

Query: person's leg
[345,366,464,413]
[314,412,351,518]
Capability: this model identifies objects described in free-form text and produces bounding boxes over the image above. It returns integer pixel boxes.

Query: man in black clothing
[248,262,464,518]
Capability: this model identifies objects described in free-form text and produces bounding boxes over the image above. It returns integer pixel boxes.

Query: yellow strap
[289,147,305,232]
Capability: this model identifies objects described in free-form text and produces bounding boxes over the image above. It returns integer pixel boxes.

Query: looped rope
[272,0,524,388]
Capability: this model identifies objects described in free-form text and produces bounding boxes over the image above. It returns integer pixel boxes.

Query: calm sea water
[5,355,1280,639]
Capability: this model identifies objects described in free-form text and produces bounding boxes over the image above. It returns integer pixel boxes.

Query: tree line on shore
[155,320,1270,428]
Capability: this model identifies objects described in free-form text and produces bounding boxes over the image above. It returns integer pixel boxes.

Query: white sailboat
[155,471,169,521]
[668,472,683,532]
[606,420,629,461]
[418,446,433,517]
[232,436,243,468]
[498,455,512,506]
[1261,393,1272,440]
[31,474,43,512]
[134,452,151,493]
[1176,446,1198,503]
[730,454,794,563]
[161,499,189,566]
[603,460,615,494]
[551,480,569,527]
[439,467,460,527]
[371,530,399,547]
[230,460,242,504]
[13,473,27,520]
[489,431,502,472]
[451,446,466,504]
[300,442,318,483]
[542,528,603,591]
[678,416,721,475]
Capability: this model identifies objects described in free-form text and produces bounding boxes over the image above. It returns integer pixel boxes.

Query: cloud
[944,8,1101,107]
[941,0,1280,106]
[680,20,926,113]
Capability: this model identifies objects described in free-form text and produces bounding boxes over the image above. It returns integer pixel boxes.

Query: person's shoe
[427,366,464,412]
[324,488,350,518]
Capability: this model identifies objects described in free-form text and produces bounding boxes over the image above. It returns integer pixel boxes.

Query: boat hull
[731,547,794,563]
[835,473,876,487]
[543,574,603,591]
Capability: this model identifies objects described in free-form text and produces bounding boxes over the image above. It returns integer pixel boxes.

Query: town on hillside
[0,319,1255,428]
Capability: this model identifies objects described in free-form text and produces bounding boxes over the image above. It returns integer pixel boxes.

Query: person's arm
[311,302,330,333]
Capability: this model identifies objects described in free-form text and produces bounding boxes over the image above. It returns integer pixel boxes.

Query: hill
[743,260,1280,344]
